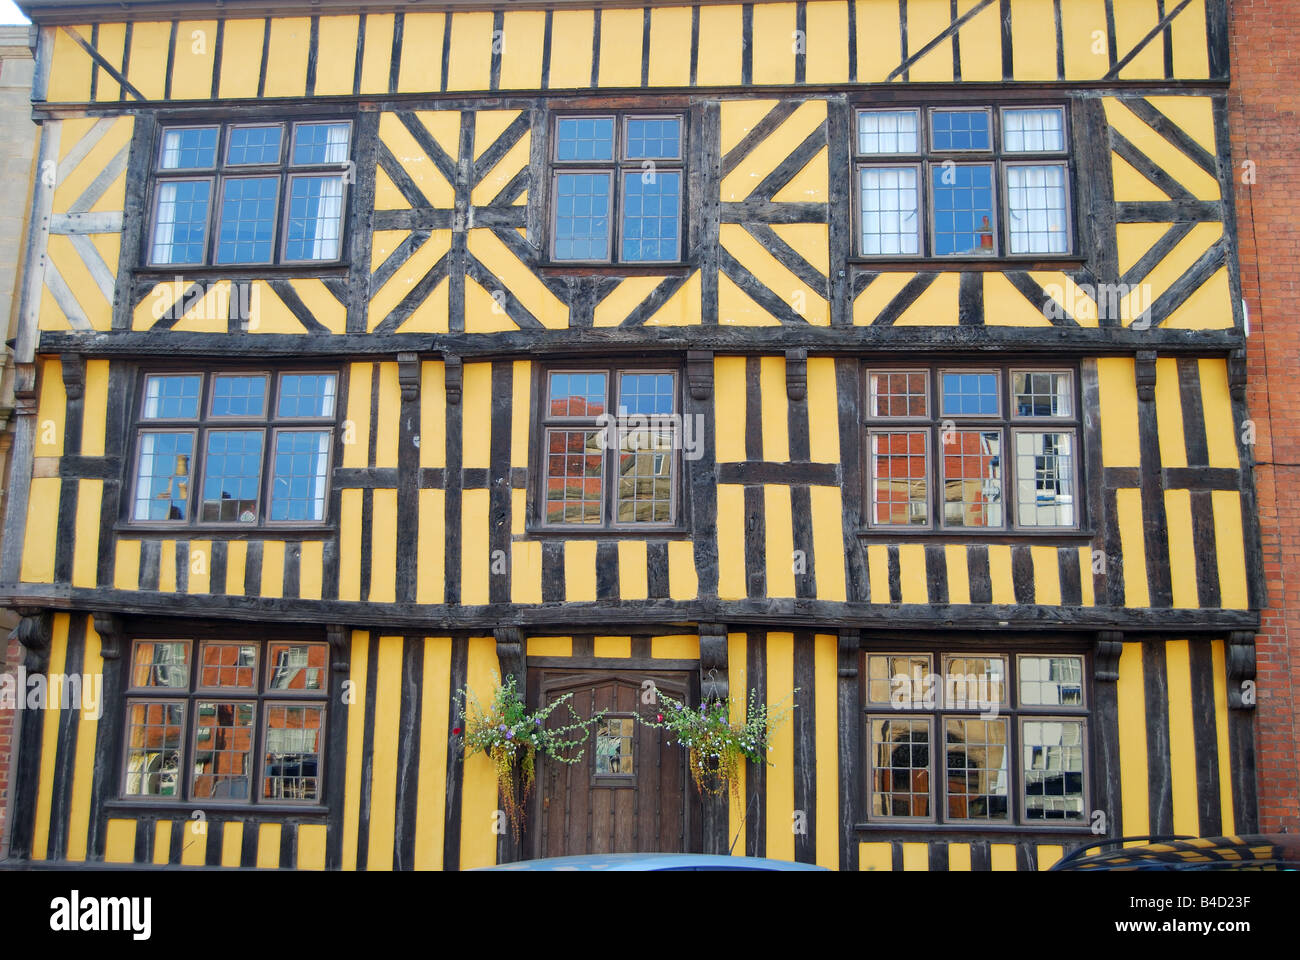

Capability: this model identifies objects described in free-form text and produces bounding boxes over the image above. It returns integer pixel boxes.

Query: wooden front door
[528,669,699,858]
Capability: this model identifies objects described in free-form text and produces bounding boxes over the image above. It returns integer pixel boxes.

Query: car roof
[1052,834,1300,870]
[477,853,827,871]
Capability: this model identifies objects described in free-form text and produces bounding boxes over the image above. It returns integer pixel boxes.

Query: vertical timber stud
[494,626,524,863]
[444,356,464,606]
[1226,631,1258,832]
[396,353,420,603]
[836,628,860,871]
[1228,350,1265,609]
[1134,351,1172,607]
[324,625,351,870]
[87,613,123,860]
[8,611,52,860]
[1092,632,1124,842]
[698,622,728,854]
[686,352,718,597]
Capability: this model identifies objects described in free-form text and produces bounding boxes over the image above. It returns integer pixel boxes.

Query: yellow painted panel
[414,638,452,869]
[906,0,954,83]
[760,356,791,461]
[948,843,972,870]
[290,279,346,335]
[1079,546,1096,606]
[421,361,448,469]
[46,236,110,329]
[814,634,839,868]
[765,632,795,860]
[593,276,668,327]
[528,636,573,657]
[359,13,395,94]
[114,539,141,591]
[297,824,327,870]
[810,486,846,602]
[66,624,103,861]
[71,479,102,588]
[721,101,826,202]
[171,22,219,99]
[1031,545,1061,606]
[35,357,66,457]
[1198,360,1238,469]
[221,821,243,867]
[180,821,206,865]
[1111,153,1170,202]
[1117,222,1170,276]
[1211,490,1247,609]
[895,272,959,327]
[854,273,913,325]
[548,10,595,89]
[983,271,1052,326]
[727,633,749,842]
[299,541,323,601]
[125,21,170,99]
[21,478,60,584]
[49,27,93,102]
[93,24,125,100]
[652,635,699,659]
[447,11,494,91]
[988,544,1015,604]
[1113,0,1164,80]
[510,361,532,468]
[365,636,403,870]
[856,0,903,81]
[1097,358,1140,467]
[1010,0,1057,80]
[805,358,839,462]
[721,225,828,325]
[644,270,702,326]
[257,823,282,869]
[898,543,927,603]
[770,224,829,276]
[461,363,492,470]
[369,489,397,603]
[721,100,777,158]
[1104,98,1220,200]
[1131,226,1224,320]
[467,231,569,328]
[186,540,211,596]
[957,0,1002,81]
[370,232,453,327]
[564,539,598,602]
[1061,0,1108,81]
[598,8,644,87]
[647,7,692,86]
[316,17,361,96]
[1029,271,1099,327]
[765,485,796,598]
[258,540,284,599]
[617,541,649,600]
[224,541,247,597]
[1170,0,1210,79]
[374,363,401,469]
[668,541,699,600]
[697,5,744,85]
[104,820,136,864]
[1037,845,1064,869]
[1165,640,1200,836]
[460,488,489,606]
[30,615,69,858]
[867,543,889,603]
[714,357,748,463]
[263,18,311,98]
[460,636,501,868]
[718,273,783,327]
[1164,490,1198,608]
[990,843,1017,870]
[339,489,363,601]
[397,15,444,93]
[474,111,519,162]
[716,485,746,600]
[1117,642,1149,836]
[471,133,530,207]
[804,2,850,84]
[152,821,171,865]
[511,540,541,604]
[465,275,517,333]
[594,636,631,658]
[902,842,929,870]
[1210,640,1235,831]
[1116,488,1151,607]
[1162,266,1233,331]
[341,632,370,870]
[859,842,892,870]
[945,545,970,605]
[752,3,797,85]
[343,363,372,468]
[498,12,545,89]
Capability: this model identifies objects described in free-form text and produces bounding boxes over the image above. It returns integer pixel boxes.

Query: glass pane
[1023,720,1086,821]
[859,166,919,256]
[618,372,675,416]
[555,116,615,161]
[1020,656,1084,707]
[211,374,268,418]
[1015,431,1075,527]
[1007,163,1069,254]
[201,430,263,523]
[866,654,933,706]
[293,122,352,164]
[124,702,185,797]
[143,374,202,419]
[621,170,680,262]
[940,372,999,416]
[1012,371,1073,418]
[278,373,338,418]
[284,175,345,261]
[266,643,329,691]
[870,431,928,525]
[548,372,607,418]
[263,704,325,801]
[941,429,1003,528]
[625,117,682,159]
[227,125,283,165]
[191,701,256,801]
[133,431,194,521]
[595,717,635,774]
[197,642,257,690]
[545,429,604,524]
[160,127,218,170]
[215,177,278,264]
[870,717,930,818]
[942,655,1008,708]
[1003,107,1066,152]
[131,640,191,689]
[270,431,331,522]
[151,181,211,265]
[858,110,919,154]
[554,173,611,261]
[868,370,928,418]
[616,427,673,523]
[944,717,1010,820]
[931,109,991,150]
[932,164,995,256]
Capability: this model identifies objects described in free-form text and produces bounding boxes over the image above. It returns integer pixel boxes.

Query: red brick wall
[1228,0,1300,832]
[0,631,19,858]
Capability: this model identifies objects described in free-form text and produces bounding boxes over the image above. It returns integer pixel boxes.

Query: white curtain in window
[151,183,179,263]
[308,431,330,520]
[310,176,344,260]
[859,167,919,256]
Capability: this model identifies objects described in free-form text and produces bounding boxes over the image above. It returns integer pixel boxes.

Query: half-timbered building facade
[0,0,1261,870]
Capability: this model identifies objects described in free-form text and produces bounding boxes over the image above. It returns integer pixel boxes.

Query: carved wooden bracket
[1227,630,1256,711]
[837,629,859,678]
[14,610,53,674]
[326,625,350,674]
[698,622,728,701]
[1094,630,1124,682]
[1134,350,1157,402]
[785,349,807,401]
[60,354,85,401]
[444,355,463,406]
[397,352,420,402]
[686,351,713,401]
[1228,348,1247,403]
[92,613,123,661]
[495,625,525,687]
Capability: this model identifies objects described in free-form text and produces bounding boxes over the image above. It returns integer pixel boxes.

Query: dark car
[1051,834,1300,871]
[477,853,827,871]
